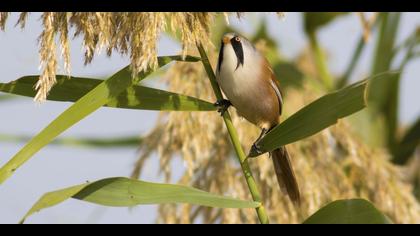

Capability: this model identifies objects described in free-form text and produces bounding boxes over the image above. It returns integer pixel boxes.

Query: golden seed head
[1,12,223,101]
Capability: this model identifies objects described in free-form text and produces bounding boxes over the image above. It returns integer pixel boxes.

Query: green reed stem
[197,44,269,224]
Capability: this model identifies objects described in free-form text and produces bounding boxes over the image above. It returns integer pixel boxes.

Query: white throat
[216,41,263,97]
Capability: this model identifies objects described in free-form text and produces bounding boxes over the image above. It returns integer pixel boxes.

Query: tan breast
[217,45,281,130]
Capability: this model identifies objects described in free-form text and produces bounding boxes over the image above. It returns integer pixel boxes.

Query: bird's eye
[235,37,241,42]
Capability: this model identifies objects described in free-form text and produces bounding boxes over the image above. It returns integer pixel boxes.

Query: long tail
[271,146,301,205]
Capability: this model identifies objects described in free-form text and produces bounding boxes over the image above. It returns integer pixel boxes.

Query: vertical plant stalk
[390,29,419,164]
[336,35,366,89]
[197,44,269,224]
[337,16,379,89]
[370,12,401,152]
[309,32,334,90]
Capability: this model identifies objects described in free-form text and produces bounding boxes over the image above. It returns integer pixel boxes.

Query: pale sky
[0,12,419,224]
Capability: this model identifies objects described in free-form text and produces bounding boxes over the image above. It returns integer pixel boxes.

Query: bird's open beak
[223,36,230,44]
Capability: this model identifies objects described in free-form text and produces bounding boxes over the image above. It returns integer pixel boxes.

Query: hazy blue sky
[0,12,419,224]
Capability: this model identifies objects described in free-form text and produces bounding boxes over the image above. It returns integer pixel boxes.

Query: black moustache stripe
[231,37,244,70]
[217,40,224,72]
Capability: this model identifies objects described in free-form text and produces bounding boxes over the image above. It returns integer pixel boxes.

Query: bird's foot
[214,99,232,116]
[248,142,264,158]
[247,128,269,158]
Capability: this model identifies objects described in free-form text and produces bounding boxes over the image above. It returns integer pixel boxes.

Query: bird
[215,32,301,204]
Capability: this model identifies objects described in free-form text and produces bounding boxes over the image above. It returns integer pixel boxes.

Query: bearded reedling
[215,33,300,204]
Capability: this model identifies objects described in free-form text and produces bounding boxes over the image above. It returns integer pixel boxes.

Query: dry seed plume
[0,12,222,101]
[0,12,372,102]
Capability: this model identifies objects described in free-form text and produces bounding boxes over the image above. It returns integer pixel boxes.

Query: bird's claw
[248,143,264,158]
[214,99,231,116]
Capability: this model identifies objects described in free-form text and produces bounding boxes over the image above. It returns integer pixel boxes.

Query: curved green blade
[249,73,400,157]
[0,75,215,112]
[304,12,348,35]
[393,117,420,164]
[249,79,369,157]
[0,55,199,184]
[0,94,16,101]
[0,133,141,149]
[20,177,260,223]
[303,199,392,224]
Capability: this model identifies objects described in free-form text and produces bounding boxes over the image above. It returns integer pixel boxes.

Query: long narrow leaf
[337,34,367,89]
[0,75,215,111]
[0,134,141,148]
[303,199,392,224]
[20,177,260,223]
[249,79,369,157]
[369,13,401,150]
[304,12,348,35]
[0,55,199,184]
[249,72,400,157]
[393,117,420,165]
[0,94,16,101]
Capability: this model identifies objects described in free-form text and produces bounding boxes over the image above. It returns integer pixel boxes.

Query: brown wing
[262,58,283,116]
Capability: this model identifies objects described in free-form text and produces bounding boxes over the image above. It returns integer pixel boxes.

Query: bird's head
[218,33,254,71]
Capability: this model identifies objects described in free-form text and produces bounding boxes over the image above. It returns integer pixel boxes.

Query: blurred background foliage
[1,12,419,223]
